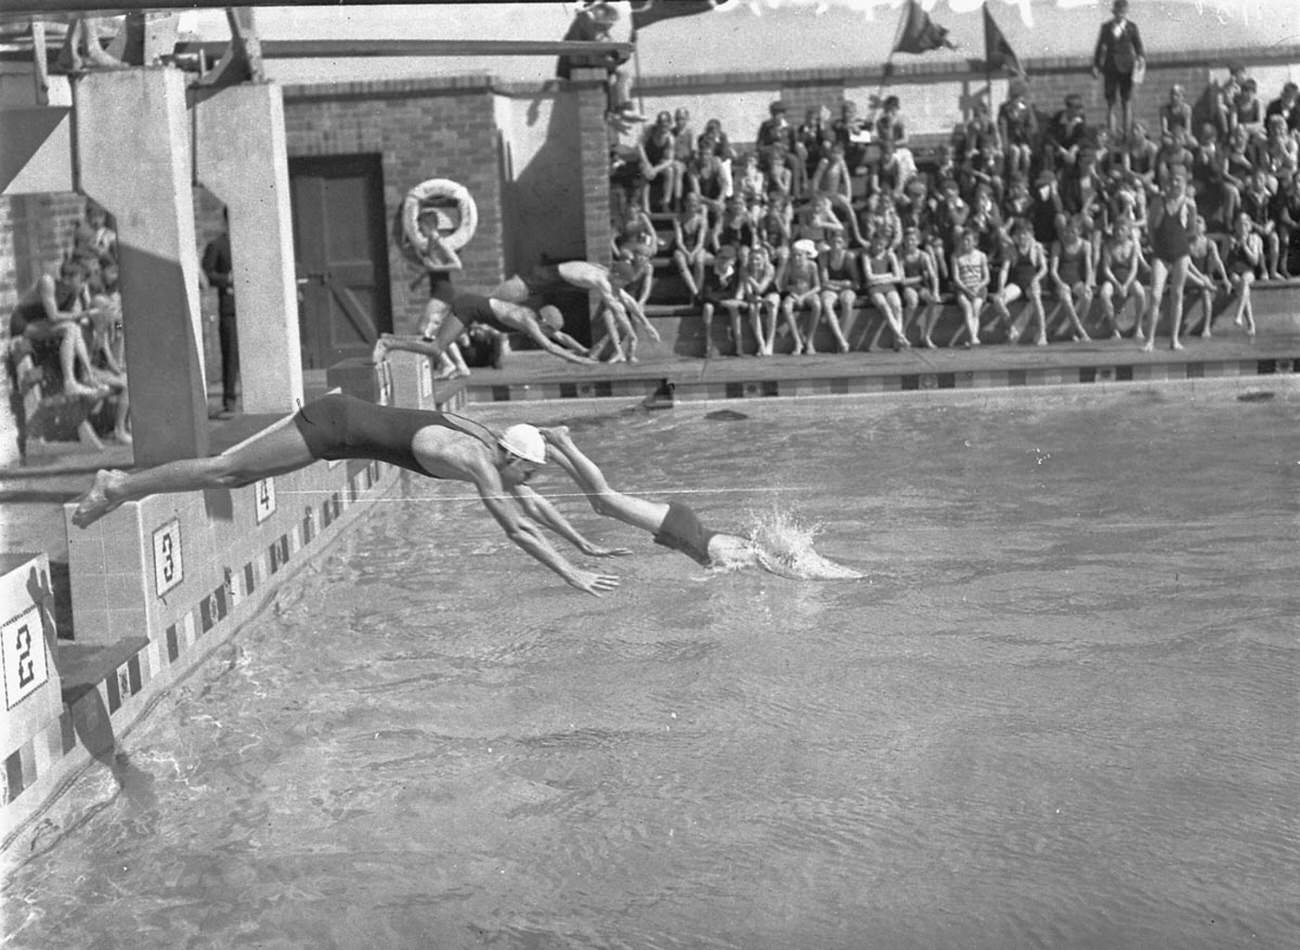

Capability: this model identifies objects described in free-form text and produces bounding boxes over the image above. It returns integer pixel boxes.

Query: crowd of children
[607,65,1300,356]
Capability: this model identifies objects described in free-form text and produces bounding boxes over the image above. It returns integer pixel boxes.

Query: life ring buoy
[400,179,478,265]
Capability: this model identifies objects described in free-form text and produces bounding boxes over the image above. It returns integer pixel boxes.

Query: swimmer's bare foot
[72,469,128,528]
[1141,339,1155,353]
[371,337,391,363]
[1170,339,1184,351]
[112,429,133,445]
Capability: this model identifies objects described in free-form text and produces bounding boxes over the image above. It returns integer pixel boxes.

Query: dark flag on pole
[630,1,728,40]
[982,4,1025,76]
[892,0,956,54]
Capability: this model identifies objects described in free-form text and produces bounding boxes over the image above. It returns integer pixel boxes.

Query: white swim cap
[498,424,547,464]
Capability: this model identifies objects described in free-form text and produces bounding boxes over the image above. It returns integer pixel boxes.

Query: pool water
[5,382,1298,949]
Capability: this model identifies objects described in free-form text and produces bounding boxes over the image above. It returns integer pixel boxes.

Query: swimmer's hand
[580,542,635,558]
[570,569,621,597]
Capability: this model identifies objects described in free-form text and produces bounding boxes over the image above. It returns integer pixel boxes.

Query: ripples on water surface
[5,385,1298,949]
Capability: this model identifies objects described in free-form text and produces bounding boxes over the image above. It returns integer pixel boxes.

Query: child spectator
[557,2,637,121]
[816,230,857,354]
[1045,94,1089,171]
[670,107,695,209]
[832,100,869,175]
[1224,210,1262,335]
[1272,170,1300,278]
[811,141,866,246]
[1092,0,1145,141]
[1028,169,1064,248]
[736,152,767,214]
[758,193,793,271]
[1185,214,1230,338]
[711,194,757,267]
[1141,168,1198,350]
[1190,122,1234,231]
[699,246,745,358]
[998,79,1038,181]
[796,105,833,198]
[861,230,908,351]
[1160,85,1194,140]
[1097,217,1147,338]
[897,226,941,348]
[778,238,821,354]
[1240,168,1282,280]
[950,228,993,347]
[670,192,711,300]
[874,95,908,149]
[997,220,1050,345]
[756,100,797,190]
[641,111,678,212]
[1234,78,1265,141]
[686,151,728,220]
[1048,216,1095,343]
[1264,81,1300,132]
[8,259,102,398]
[741,244,781,357]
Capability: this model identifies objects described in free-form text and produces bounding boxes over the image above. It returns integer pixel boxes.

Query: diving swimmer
[71,394,627,596]
[539,426,863,580]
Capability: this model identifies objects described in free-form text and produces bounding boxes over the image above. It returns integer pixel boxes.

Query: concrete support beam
[192,81,303,413]
[76,68,208,465]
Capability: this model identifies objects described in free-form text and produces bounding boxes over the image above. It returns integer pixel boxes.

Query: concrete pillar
[571,67,613,268]
[76,68,208,465]
[192,82,303,413]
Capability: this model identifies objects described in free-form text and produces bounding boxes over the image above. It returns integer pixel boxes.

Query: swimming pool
[5,381,1298,949]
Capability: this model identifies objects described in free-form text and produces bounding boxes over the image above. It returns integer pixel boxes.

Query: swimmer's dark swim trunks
[653,502,718,567]
[293,393,488,477]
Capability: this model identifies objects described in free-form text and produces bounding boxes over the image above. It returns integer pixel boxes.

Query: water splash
[738,506,865,580]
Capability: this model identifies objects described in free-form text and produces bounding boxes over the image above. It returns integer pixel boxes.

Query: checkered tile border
[2,460,387,811]
[465,356,1299,403]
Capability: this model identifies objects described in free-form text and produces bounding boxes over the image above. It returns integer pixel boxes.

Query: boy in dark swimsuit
[71,394,628,596]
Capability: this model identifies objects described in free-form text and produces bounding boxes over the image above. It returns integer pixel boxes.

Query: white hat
[792,238,817,257]
[498,424,547,464]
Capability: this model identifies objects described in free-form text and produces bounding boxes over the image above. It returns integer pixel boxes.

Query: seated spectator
[710,194,757,267]
[861,230,908,351]
[997,219,1050,345]
[1190,122,1234,230]
[934,176,971,261]
[1185,214,1231,338]
[1234,78,1265,141]
[740,244,782,357]
[686,150,728,219]
[796,105,833,198]
[670,192,712,299]
[1044,93,1089,171]
[968,183,1005,261]
[556,2,637,120]
[959,147,1002,208]
[612,201,659,260]
[698,246,741,359]
[1048,215,1095,343]
[73,200,117,265]
[1061,148,1108,223]
[1121,121,1159,190]
[815,229,856,354]
[670,107,695,208]
[873,137,914,204]
[1160,85,1194,141]
[1273,170,1300,278]
[698,117,738,198]
[1097,217,1147,338]
[1223,210,1263,334]
[84,260,130,442]
[758,192,793,272]
[1221,124,1256,214]
[832,99,869,175]
[735,152,768,215]
[897,226,941,348]
[1264,81,1300,133]
[7,259,103,398]
[778,238,821,354]
[856,191,900,251]
[949,227,994,347]
[641,110,679,212]
[756,100,797,179]
[1154,133,1194,191]
[1240,168,1283,279]
[811,141,865,246]
[960,100,1002,167]
[998,79,1038,181]
[874,95,908,149]
[760,139,794,198]
[796,194,845,247]
[1027,169,1064,248]
[1259,115,1298,188]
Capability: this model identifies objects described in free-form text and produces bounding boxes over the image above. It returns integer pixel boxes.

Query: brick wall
[281,76,505,335]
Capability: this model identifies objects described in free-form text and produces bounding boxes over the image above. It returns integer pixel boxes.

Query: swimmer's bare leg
[72,415,316,528]
[540,426,668,534]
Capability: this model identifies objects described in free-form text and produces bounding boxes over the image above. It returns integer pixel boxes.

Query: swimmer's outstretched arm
[469,468,619,597]
[509,483,634,558]
[539,427,671,536]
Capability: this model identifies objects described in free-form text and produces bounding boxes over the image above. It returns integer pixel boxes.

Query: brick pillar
[572,67,613,268]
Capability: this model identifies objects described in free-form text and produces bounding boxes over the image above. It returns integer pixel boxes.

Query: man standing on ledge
[1092,0,1145,143]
